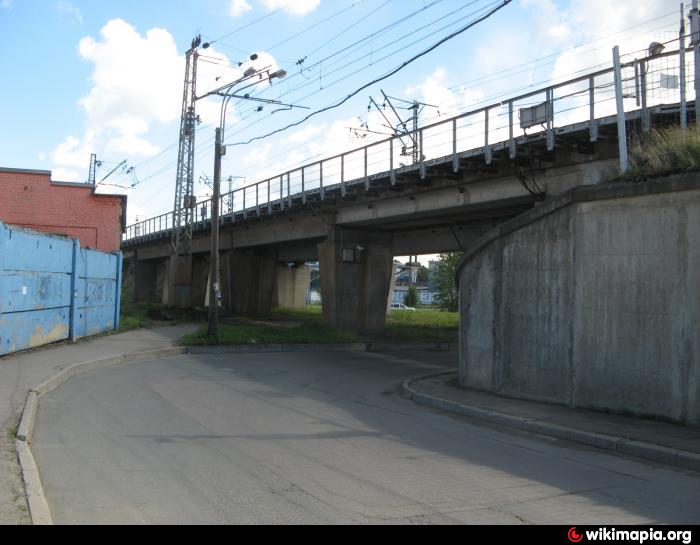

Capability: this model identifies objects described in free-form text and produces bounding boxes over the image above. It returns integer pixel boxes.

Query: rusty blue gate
[0,222,122,356]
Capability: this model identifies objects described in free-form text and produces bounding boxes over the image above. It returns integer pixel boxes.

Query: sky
[0,0,682,261]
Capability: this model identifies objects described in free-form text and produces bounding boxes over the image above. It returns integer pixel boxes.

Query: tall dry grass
[627,127,700,177]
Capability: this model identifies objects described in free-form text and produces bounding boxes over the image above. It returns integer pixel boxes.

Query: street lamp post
[200,60,288,338]
[208,126,223,337]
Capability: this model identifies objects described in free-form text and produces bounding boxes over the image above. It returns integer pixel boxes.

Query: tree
[404,285,418,307]
[416,265,429,283]
[433,252,462,312]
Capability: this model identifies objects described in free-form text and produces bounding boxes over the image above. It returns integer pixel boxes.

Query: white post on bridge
[691,0,700,127]
[613,45,629,173]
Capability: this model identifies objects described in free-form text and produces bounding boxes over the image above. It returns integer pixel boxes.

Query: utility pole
[208,127,223,337]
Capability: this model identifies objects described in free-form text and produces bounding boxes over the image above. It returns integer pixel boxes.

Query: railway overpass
[122,46,690,332]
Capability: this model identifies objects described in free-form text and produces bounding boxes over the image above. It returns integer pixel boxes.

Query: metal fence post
[301,167,306,204]
[390,139,396,185]
[613,45,629,173]
[0,224,4,322]
[484,109,492,164]
[589,76,598,142]
[320,162,325,199]
[452,118,459,171]
[419,130,426,179]
[341,155,346,197]
[256,183,260,216]
[640,60,650,132]
[508,102,516,159]
[69,240,80,342]
[546,88,554,151]
[114,252,122,332]
[364,147,369,190]
[268,180,272,214]
[279,175,285,211]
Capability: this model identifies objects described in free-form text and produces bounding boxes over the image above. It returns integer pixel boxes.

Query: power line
[227,0,487,138]
[231,0,446,114]
[267,0,367,52]
[204,0,298,48]
[228,3,677,142]
[227,0,513,146]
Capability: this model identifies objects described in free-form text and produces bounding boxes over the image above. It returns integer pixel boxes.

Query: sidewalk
[404,371,700,473]
[0,323,198,524]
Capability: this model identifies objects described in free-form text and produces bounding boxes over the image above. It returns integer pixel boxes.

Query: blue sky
[0,0,678,238]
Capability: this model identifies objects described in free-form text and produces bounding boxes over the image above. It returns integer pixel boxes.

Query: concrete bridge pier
[222,248,278,318]
[167,253,193,309]
[275,263,311,309]
[132,258,168,304]
[318,227,394,334]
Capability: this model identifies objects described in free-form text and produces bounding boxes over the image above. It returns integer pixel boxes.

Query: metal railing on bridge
[124,42,693,244]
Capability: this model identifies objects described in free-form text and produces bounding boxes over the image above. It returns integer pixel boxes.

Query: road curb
[401,372,700,474]
[187,342,453,355]
[14,345,188,525]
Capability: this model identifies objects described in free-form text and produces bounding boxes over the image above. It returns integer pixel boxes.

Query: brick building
[0,167,127,253]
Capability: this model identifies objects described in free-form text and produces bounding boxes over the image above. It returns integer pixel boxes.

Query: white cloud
[230,0,252,17]
[0,0,13,9]
[406,68,484,118]
[261,0,320,16]
[57,1,83,25]
[52,18,281,185]
[52,167,82,182]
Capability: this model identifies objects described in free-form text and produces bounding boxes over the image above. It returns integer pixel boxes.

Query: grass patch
[118,298,154,332]
[5,426,17,441]
[181,320,360,346]
[623,127,700,180]
[181,307,459,346]
[381,309,459,343]
[118,285,207,333]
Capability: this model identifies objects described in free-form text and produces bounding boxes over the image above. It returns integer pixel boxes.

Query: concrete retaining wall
[457,174,700,424]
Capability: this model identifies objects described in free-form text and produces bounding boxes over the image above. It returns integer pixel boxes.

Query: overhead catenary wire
[227,0,515,147]
[230,4,678,134]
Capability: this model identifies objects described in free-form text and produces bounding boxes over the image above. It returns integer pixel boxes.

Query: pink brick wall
[0,169,125,253]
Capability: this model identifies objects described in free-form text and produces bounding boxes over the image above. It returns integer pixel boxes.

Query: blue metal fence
[0,222,122,356]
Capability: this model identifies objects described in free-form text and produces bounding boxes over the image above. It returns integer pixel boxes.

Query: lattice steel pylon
[172,35,201,255]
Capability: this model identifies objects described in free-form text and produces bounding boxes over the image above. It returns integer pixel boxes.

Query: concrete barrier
[457,174,700,425]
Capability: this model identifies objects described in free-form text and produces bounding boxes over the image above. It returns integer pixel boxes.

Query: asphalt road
[33,350,700,525]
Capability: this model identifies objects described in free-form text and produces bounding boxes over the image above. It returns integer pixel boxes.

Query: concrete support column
[275,264,311,309]
[318,227,394,333]
[227,248,277,317]
[167,253,193,308]
[134,259,159,303]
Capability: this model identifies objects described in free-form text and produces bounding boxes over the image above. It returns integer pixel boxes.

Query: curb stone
[401,371,700,474]
[14,346,188,525]
[187,342,453,355]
